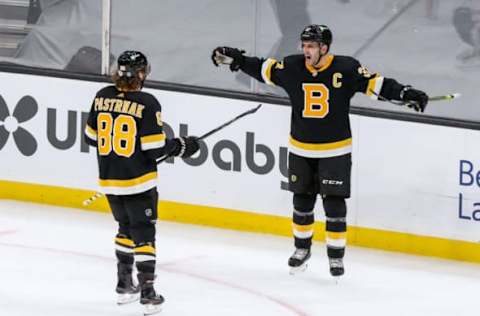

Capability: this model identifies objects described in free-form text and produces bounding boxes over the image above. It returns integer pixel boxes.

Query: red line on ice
[0,241,308,316]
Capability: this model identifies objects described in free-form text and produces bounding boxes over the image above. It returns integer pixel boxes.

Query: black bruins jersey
[241,54,405,158]
[84,85,168,195]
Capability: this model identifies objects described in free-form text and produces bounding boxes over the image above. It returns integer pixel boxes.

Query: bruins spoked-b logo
[0,94,38,156]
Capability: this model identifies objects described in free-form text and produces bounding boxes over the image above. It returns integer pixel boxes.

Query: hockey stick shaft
[82,104,263,205]
[197,103,262,140]
[371,90,461,106]
[156,103,262,164]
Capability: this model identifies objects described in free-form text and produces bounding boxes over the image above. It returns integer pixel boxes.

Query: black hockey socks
[114,235,139,296]
[134,242,156,274]
[323,196,347,259]
[115,234,135,265]
[292,193,317,249]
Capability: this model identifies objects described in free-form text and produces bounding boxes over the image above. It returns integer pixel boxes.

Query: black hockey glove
[211,47,246,72]
[401,86,429,113]
[172,136,200,158]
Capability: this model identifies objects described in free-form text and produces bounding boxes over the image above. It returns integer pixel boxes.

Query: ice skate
[138,273,165,315]
[328,257,344,278]
[288,248,311,275]
[117,287,140,305]
[116,263,140,305]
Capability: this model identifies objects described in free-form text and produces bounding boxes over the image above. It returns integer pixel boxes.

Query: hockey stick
[82,104,263,206]
[353,0,421,57]
[370,90,461,107]
[156,103,263,164]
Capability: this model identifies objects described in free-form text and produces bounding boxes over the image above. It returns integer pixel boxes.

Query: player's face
[302,41,322,66]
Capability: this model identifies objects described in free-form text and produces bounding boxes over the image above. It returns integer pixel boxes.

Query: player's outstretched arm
[211,46,265,83]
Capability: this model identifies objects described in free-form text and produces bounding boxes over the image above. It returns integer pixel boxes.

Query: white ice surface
[0,200,479,316]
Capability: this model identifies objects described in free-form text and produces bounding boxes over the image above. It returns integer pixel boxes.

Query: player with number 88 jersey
[84,50,199,314]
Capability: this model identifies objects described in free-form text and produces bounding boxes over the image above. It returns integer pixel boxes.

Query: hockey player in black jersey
[84,51,199,313]
[212,24,428,277]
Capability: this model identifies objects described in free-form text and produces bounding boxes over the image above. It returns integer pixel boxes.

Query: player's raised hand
[211,47,245,72]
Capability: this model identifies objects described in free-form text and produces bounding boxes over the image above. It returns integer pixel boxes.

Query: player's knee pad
[322,196,346,218]
[293,193,316,212]
[117,223,130,237]
[293,193,316,226]
[129,222,156,246]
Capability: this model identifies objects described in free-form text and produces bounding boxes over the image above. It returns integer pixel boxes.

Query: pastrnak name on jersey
[94,97,145,119]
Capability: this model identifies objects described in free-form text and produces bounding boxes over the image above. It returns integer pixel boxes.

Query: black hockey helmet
[116,50,150,78]
[300,24,333,47]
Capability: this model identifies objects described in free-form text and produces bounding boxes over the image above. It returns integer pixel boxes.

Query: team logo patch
[145,208,153,217]
[291,175,297,182]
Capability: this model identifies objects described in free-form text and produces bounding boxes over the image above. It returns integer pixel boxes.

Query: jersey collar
[305,54,334,76]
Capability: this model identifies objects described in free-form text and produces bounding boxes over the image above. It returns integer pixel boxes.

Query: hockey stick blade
[82,191,103,206]
[156,104,262,164]
[428,93,461,102]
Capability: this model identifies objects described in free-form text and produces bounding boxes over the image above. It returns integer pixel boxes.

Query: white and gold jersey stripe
[288,136,352,158]
[84,124,97,141]
[261,58,278,86]
[365,75,385,100]
[140,133,166,151]
[99,171,158,195]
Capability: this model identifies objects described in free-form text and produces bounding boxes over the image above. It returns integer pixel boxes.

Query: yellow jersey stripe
[261,58,277,86]
[85,124,96,135]
[366,76,385,99]
[99,172,157,188]
[141,133,166,144]
[366,75,378,96]
[293,223,314,232]
[326,231,346,240]
[115,237,135,247]
[289,136,352,151]
[134,245,155,254]
[85,124,97,141]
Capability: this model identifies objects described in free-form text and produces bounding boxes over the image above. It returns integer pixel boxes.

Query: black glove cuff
[400,85,412,101]
[177,137,186,157]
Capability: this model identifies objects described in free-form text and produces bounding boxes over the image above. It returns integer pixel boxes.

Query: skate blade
[289,263,308,275]
[117,292,140,305]
[143,303,163,315]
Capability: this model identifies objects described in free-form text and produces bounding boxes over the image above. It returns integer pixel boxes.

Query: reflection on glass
[0,0,478,121]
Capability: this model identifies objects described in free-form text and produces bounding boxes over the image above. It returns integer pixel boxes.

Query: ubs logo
[0,95,38,156]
